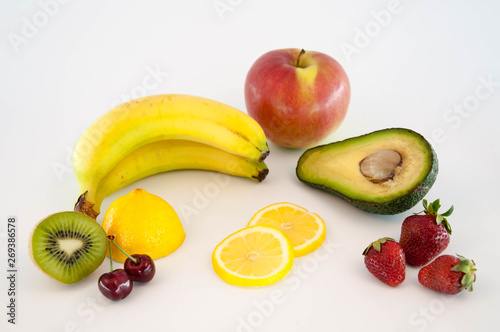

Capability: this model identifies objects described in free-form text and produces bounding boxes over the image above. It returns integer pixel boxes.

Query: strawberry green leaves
[421,199,453,234]
[451,254,477,292]
[363,238,406,287]
[362,237,395,254]
[418,254,477,294]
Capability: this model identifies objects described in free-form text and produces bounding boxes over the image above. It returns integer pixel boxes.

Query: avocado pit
[359,150,402,183]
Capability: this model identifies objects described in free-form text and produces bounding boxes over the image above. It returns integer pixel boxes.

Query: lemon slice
[212,225,294,287]
[247,202,326,257]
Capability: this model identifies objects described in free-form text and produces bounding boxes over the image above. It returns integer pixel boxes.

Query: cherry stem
[108,239,113,272]
[107,235,138,264]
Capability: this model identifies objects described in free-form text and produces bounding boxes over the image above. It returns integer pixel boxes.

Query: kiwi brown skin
[29,211,107,285]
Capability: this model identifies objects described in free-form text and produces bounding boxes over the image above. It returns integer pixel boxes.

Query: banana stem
[74,191,100,220]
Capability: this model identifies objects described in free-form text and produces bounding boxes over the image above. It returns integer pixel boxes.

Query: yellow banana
[75,140,269,215]
[72,94,270,218]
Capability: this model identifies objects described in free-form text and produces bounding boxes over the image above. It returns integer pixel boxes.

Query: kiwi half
[30,211,107,284]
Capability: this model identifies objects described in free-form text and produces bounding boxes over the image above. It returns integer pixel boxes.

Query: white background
[1,1,499,331]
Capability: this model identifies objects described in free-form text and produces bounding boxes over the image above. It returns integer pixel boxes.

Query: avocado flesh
[296,128,438,215]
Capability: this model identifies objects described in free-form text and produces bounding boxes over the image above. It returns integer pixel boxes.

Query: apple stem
[108,236,138,264]
[295,49,306,67]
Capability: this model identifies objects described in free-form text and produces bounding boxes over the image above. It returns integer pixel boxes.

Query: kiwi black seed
[30,211,107,284]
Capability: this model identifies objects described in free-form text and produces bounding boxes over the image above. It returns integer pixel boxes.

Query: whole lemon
[102,188,185,262]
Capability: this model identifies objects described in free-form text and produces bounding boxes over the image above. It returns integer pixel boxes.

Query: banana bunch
[72,94,270,219]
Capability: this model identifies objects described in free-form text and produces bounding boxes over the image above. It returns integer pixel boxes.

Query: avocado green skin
[296,128,438,215]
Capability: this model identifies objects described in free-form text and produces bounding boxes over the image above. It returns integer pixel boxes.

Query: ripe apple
[244,48,350,149]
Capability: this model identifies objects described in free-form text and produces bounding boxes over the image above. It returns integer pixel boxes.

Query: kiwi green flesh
[296,128,438,215]
[30,211,107,284]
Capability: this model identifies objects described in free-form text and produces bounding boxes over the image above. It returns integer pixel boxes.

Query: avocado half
[296,128,438,215]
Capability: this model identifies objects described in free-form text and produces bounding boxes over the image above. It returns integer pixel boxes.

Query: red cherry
[98,269,133,301]
[124,254,156,282]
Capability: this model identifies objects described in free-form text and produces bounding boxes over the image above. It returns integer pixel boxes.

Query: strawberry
[399,199,454,266]
[418,254,476,294]
[363,237,406,287]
